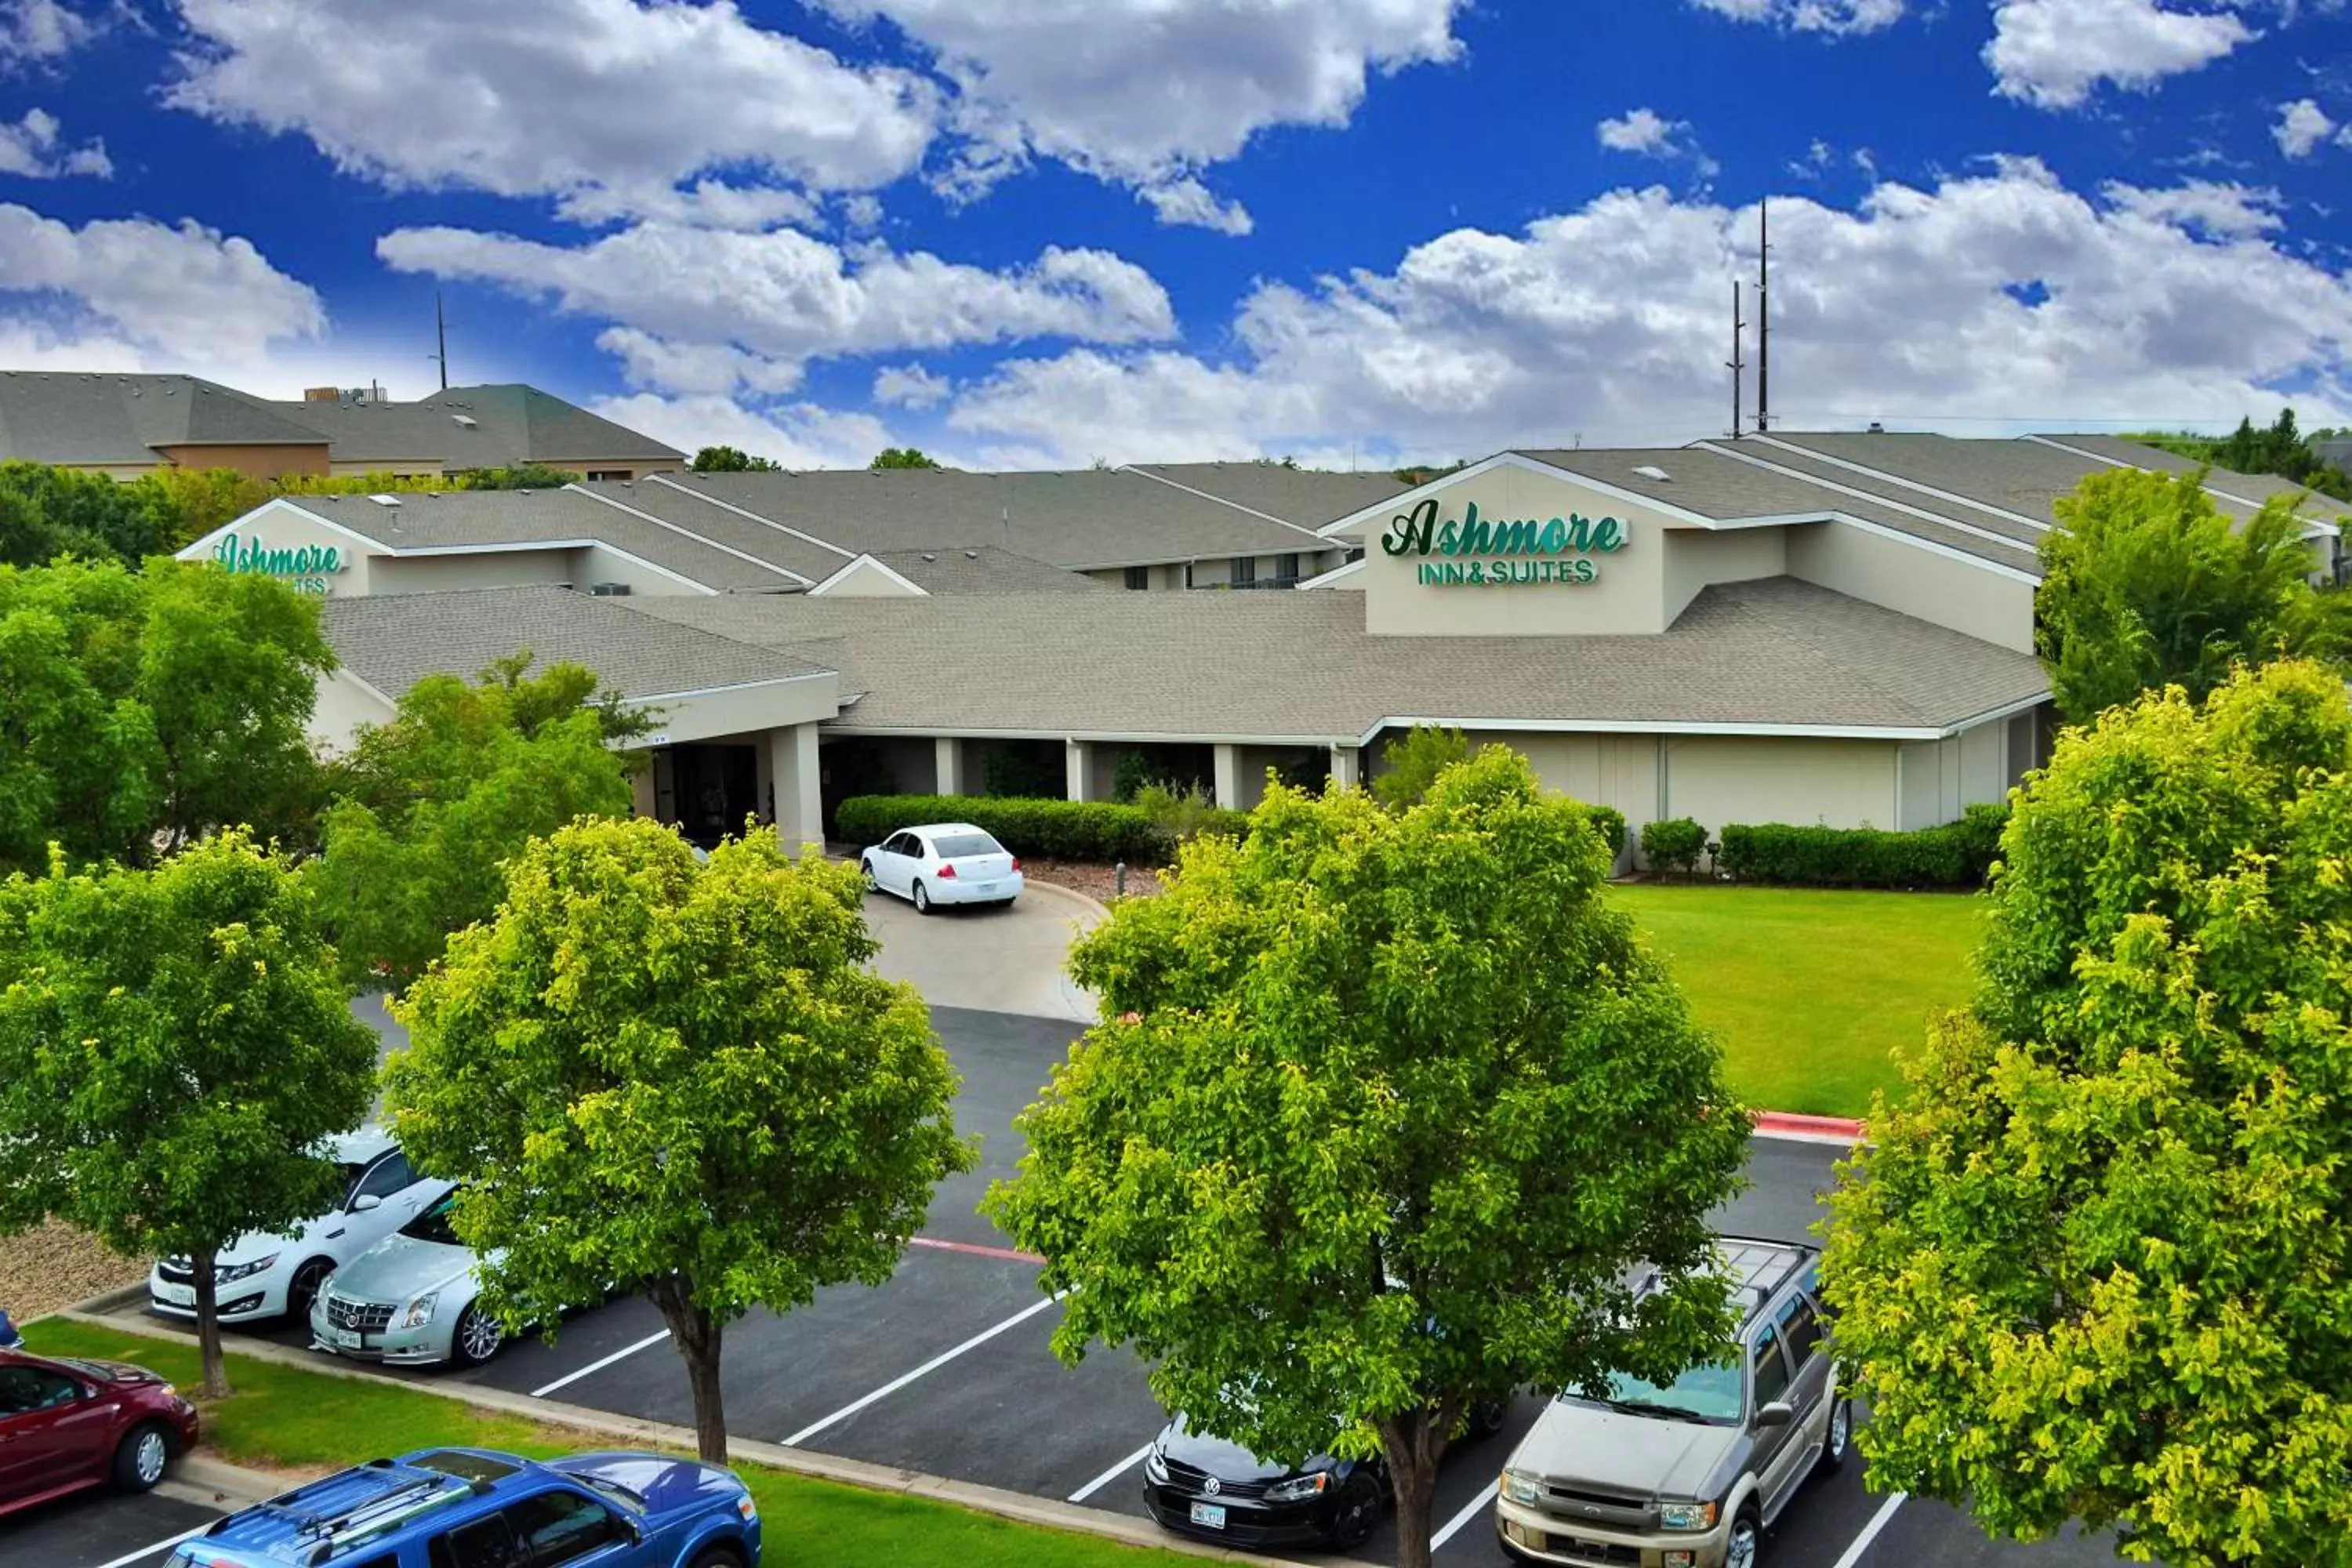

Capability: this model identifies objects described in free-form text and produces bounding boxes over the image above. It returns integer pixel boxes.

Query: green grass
[1610,884,1985,1119]
[30,1319,1195,1568]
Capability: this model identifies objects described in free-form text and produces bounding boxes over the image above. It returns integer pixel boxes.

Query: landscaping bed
[0,1220,144,1320]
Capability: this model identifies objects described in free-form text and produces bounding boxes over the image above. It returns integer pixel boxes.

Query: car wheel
[686,1547,747,1568]
[452,1301,504,1368]
[1725,1507,1762,1568]
[287,1256,336,1320]
[1324,1472,1382,1550]
[111,1422,171,1493]
[1817,1397,1852,1475]
[1465,1399,1510,1441]
[913,881,933,915]
[861,859,878,893]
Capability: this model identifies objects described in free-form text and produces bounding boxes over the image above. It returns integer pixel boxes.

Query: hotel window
[1125,565,1150,590]
[1231,556,1258,588]
[1274,552,1301,585]
[586,470,632,482]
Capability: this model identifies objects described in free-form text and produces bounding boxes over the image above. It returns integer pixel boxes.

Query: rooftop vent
[920,553,938,562]
[367,494,402,507]
[963,550,978,559]
[450,414,477,428]
[1867,422,1886,434]
[588,582,632,597]
[1632,464,1672,482]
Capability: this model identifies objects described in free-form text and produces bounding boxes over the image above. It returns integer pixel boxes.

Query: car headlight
[401,1290,441,1330]
[213,1254,281,1283]
[1263,1472,1330,1504]
[1659,1501,1718,1531]
[1501,1469,1543,1506]
[1142,1446,1168,1483]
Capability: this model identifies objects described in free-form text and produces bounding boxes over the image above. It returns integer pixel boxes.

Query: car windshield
[574,1472,647,1513]
[1583,1350,1744,1424]
[931,833,1001,858]
[398,1193,464,1247]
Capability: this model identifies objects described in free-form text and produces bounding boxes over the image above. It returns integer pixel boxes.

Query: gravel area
[1018,858,1163,905]
[0,1219,145,1321]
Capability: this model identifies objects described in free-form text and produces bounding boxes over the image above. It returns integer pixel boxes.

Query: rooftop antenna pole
[1727,278,1746,440]
[1755,199,1771,434]
[432,292,450,392]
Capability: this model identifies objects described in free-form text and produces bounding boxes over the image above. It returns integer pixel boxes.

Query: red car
[0,1346,200,1518]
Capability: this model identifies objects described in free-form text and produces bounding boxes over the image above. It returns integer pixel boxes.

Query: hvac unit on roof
[367,494,402,507]
[588,582,633,597]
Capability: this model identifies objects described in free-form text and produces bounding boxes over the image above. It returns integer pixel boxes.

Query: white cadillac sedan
[861,822,1025,913]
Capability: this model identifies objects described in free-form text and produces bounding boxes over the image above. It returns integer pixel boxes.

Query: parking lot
[58,1004,2114,1568]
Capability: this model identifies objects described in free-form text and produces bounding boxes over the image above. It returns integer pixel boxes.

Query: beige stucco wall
[570,543,710,597]
[369,549,573,596]
[811,557,925,597]
[625,673,839,750]
[158,442,330,480]
[1359,465,1686,637]
[180,502,382,596]
[1664,736,1899,833]
[1663,527,1787,622]
[309,666,397,754]
[1784,521,2036,653]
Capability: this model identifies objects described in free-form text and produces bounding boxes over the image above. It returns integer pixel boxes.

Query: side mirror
[350,1194,383,1213]
[1753,1401,1795,1428]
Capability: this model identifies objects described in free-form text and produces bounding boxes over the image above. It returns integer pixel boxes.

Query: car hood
[1508,1401,1742,1501]
[169,1217,328,1270]
[1156,1419,1323,1483]
[547,1452,747,1519]
[54,1356,167,1390]
[326,1233,475,1302]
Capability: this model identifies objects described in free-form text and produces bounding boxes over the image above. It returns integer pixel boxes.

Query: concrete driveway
[864,880,1102,1023]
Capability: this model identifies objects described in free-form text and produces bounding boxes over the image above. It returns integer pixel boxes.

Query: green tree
[0,461,169,568]
[0,831,376,1396]
[128,467,272,552]
[311,655,641,992]
[690,445,780,472]
[384,818,974,1463]
[869,447,943,470]
[985,750,1751,1568]
[2034,467,2343,723]
[1370,724,1469,810]
[0,558,332,873]
[1823,659,2352,1566]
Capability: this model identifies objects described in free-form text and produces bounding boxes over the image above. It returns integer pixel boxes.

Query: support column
[935,735,962,797]
[767,722,823,853]
[1328,744,1361,791]
[1213,743,1241,810]
[1065,739,1093,802]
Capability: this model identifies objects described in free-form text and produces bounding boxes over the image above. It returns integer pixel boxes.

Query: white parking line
[1829,1491,1908,1568]
[1429,1483,1495,1552]
[531,1328,672,1399]
[1067,1442,1156,1504]
[92,1524,206,1568]
[782,1293,1065,1448]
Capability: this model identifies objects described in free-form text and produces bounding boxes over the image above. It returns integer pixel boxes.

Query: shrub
[1134,782,1250,846]
[1640,816,1708,877]
[1110,749,1156,804]
[1371,725,1468,811]
[838,793,1171,864]
[1715,804,2009,888]
[1582,804,1628,858]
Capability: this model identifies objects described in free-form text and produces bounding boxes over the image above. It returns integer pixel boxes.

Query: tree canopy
[310,653,644,991]
[2131,410,2352,503]
[384,818,973,1461]
[0,557,332,873]
[0,830,377,1396]
[869,447,943,470]
[1370,724,1470,811]
[0,460,172,569]
[2034,466,2345,723]
[690,445,780,472]
[985,750,1750,1568]
[1823,659,2352,1566]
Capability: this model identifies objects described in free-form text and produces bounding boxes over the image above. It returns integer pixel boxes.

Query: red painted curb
[1751,1110,1866,1139]
[909,1235,1047,1265]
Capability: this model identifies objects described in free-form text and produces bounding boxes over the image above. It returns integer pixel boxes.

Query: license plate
[1188,1502,1226,1530]
[333,1328,363,1348]
[155,1283,194,1308]
[975,883,997,895]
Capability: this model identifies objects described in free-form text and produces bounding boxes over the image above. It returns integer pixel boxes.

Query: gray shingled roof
[2031,434,2351,523]
[653,468,1324,568]
[629,575,2045,739]
[1128,463,1410,531]
[276,491,800,593]
[1762,432,2128,528]
[865,546,1105,593]
[1693,441,2049,550]
[321,585,827,702]
[419,386,684,463]
[578,478,852,581]
[261,399,526,470]
[0,373,329,464]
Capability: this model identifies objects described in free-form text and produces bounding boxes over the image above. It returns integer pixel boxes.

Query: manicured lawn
[30,1319,1195,1568]
[1609,884,1985,1119]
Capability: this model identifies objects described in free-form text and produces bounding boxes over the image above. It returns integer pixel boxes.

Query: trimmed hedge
[1639,815,1708,876]
[837,794,1171,863]
[1715,804,2008,889]
[1583,804,1628,858]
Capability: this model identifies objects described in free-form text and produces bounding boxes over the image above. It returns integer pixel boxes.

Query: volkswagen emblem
[1202,1477,1221,1497]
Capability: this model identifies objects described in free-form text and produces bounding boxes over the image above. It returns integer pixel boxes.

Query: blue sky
[3,0,2349,467]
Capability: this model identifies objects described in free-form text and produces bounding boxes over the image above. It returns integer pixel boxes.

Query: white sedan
[862,822,1025,913]
[146,1127,451,1326]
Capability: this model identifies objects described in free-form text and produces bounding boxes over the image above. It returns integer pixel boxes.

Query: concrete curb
[1751,1110,1867,1145]
[1025,877,1112,926]
[55,1279,151,1318]
[59,1309,1311,1568]
[169,1452,287,1509]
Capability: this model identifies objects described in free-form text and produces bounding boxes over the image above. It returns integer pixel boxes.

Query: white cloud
[165,0,937,220]
[815,0,1465,192]
[873,363,950,408]
[377,221,1177,386]
[938,161,2352,465]
[1986,0,2257,110]
[0,204,325,361]
[591,391,896,471]
[839,194,886,234]
[1138,176,1254,236]
[0,0,96,64]
[1685,0,1907,33]
[1597,108,1683,157]
[556,180,818,233]
[2274,97,2339,158]
[593,328,805,397]
[0,106,109,176]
